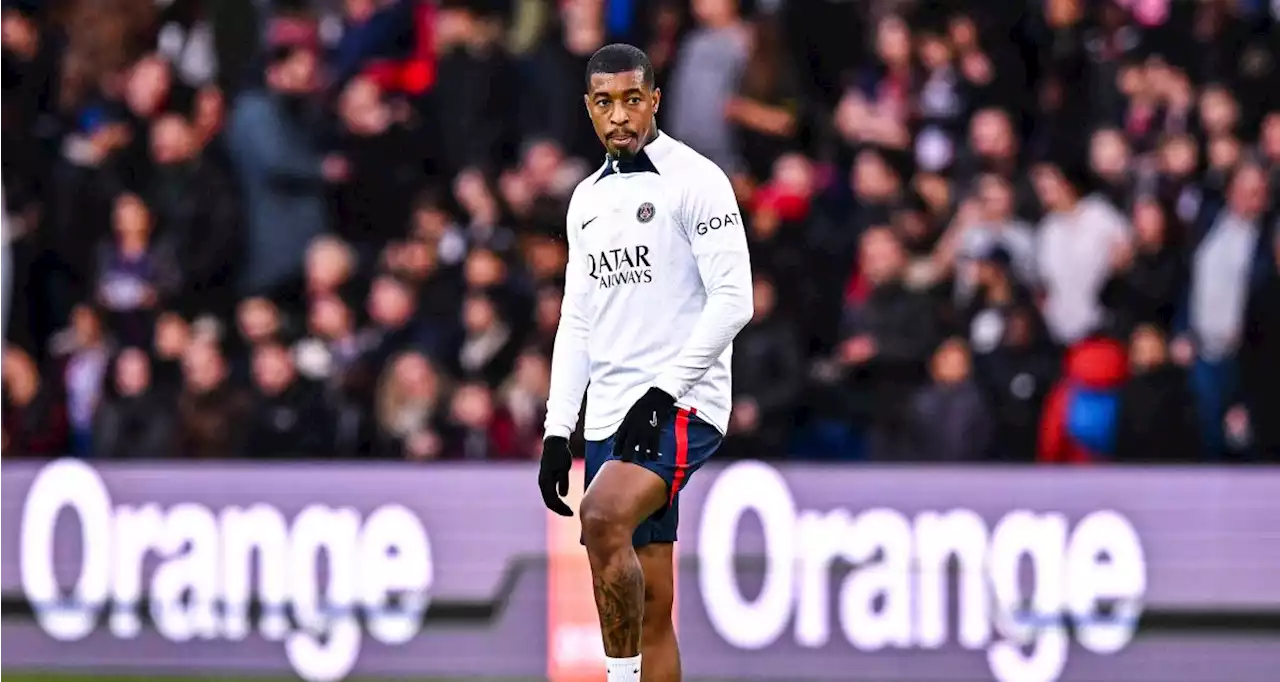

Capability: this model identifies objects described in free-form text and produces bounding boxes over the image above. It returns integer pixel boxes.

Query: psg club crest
[636,202,655,223]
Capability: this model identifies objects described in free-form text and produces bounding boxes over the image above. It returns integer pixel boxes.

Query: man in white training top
[537,43,753,682]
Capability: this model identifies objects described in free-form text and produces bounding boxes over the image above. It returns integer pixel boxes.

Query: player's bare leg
[579,460,669,680]
[637,542,680,682]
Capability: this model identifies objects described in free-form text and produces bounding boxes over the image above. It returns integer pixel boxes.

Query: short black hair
[585,43,655,91]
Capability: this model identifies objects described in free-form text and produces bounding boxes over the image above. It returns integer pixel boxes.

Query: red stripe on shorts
[668,408,694,508]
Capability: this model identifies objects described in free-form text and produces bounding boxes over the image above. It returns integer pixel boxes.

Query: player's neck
[636,127,660,154]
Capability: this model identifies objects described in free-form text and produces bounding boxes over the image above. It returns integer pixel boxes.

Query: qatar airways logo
[587,245,654,289]
[19,460,434,682]
[697,462,1148,682]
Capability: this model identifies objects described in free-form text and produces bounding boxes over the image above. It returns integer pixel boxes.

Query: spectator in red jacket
[1039,336,1129,464]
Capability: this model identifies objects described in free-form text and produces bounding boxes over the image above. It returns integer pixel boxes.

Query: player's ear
[651,87,661,114]
[583,93,592,114]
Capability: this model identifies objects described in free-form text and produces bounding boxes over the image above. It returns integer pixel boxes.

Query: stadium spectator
[1236,228,1280,459]
[357,273,438,374]
[524,0,609,163]
[294,293,363,387]
[744,153,815,317]
[1185,162,1271,458]
[1,0,1278,463]
[95,193,180,347]
[117,52,188,186]
[727,274,803,460]
[939,173,1038,304]
[500,347,552,458]
[332,75,421,250]
[243,342,333,457]
[907,337,993,461]
[224,14,342,297]
[837,226,939,461]
[176,338,249,457]
[1034,161,1132,345]
[1038,335,1129,463]
[229,295,284,383]
[1100,198,1186,336]
[529,284,564,354]
[1114,324,1199,462]
[441,380,521,459]
[93,347,177,459]
[430,2,519,176]
[2,345,68,457]
[49,304,111,456]
[150,310,191,391]
[456,290,518,386]
[146,110,243,319]
[301,235,362,326]
[973,305,1058,462]
[374,350,444,459]
[667,0,749,174]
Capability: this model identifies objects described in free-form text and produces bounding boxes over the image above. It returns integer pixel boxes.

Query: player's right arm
[543,190,593,440]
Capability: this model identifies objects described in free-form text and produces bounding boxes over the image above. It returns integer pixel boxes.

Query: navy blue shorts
[584,407,723,547]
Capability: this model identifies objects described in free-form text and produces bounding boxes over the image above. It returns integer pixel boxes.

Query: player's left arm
[652,165,754,400]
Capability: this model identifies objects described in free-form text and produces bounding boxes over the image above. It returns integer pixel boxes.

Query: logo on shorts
[636,202,655,223]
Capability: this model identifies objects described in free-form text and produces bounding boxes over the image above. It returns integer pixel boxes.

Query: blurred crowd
[2,0,1278,462]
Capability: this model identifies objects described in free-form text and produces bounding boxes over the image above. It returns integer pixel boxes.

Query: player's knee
[580,494,630,553]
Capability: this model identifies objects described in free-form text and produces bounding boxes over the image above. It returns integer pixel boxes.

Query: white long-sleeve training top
[544,131,754,441]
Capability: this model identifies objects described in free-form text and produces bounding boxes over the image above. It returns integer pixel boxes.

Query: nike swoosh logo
[649,412,658,427]
[582,216,599,229]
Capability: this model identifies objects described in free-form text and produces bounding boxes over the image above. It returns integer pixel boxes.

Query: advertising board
[675,461,1280,682]
[0,459,548,680]
[4,459,1279,682]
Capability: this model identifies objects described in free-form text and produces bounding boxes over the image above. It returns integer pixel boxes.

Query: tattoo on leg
[593,549,645,658]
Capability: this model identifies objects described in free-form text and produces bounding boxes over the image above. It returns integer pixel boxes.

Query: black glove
[613,387,676,462]
[539,436,574,516]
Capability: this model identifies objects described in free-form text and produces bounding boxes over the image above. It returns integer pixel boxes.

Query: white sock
[605,654,642,682]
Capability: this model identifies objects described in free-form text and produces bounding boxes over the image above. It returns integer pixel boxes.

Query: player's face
[585,69,660,159]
